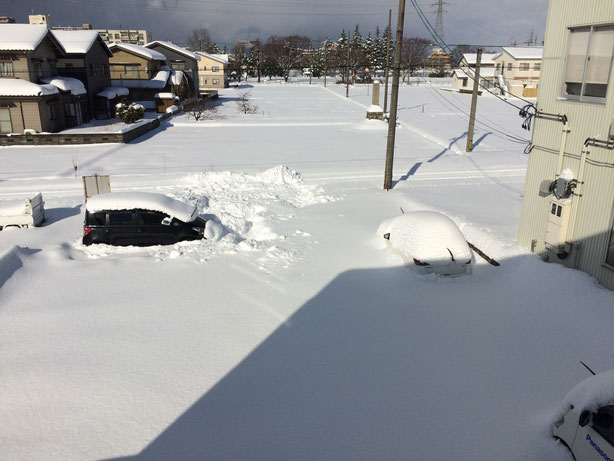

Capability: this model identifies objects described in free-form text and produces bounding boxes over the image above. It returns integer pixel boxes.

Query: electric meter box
[545,198,572,250]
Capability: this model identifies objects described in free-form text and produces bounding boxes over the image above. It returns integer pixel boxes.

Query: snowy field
[1,78,613,460]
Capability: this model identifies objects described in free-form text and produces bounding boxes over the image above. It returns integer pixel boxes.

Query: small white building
[493,47,543,98]
[451,53,498,92]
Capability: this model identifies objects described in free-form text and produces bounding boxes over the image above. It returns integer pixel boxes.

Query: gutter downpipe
[564,142,589,264]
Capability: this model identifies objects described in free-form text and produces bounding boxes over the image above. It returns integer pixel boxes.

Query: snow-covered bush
[115,102,145,124]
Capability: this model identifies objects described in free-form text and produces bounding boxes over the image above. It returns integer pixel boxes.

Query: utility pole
[309,42,313,85]
[323,43,327,87]
[383,0,406,190]
[466,47,482,152]
[346,30,351,97]
[383,8,392,114]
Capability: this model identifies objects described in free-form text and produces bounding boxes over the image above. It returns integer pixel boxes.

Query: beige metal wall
[518,0,614,289]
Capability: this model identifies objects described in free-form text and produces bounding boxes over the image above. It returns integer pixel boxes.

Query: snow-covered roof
[170,70,185,85]
[462,53,498,65]
[195,51,228,64]
[154,92,175,99]
[40,76,86,95]
[500,47,543,60]
[51,30,111,56]
[86,192,199,222]
[145,40,200,61]
[0,79,59,97]
[111,68,170,89]
[0,24,64,53]
[96,87,129,99]
[108,42,166,61]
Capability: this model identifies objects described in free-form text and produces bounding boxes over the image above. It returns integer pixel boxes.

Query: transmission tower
[431,0,449,41]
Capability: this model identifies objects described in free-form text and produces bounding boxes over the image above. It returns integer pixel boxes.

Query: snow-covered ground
[1,79,613,461]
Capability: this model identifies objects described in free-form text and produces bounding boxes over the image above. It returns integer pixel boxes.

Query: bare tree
[187,28,211,51]
[187,98,218,121]
[236,92,258,114]
[264,35,311,82]
[400,37,431,81]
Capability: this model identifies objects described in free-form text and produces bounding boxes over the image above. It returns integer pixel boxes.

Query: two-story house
[0,24,69,133]
[52,30,113,120]
[451,52,498,93]
[493,46,543,98]
[144,41,199,95]
[517,0,614,290]
[195,51,229,90]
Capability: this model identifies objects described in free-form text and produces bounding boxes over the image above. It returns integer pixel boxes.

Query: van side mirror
[161,217,172,226]
[579,410,591,427]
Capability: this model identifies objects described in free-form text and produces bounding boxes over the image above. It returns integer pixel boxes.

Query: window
[507,62,512,71]
[34,61,43,79]
[171,62,185,71]
[562,25,614,102]
[0,108,12,133]
[48,104,56,120]
[212,66,220,72]
[519,62,530,71]
[593,406,614,446]
[496,62,501,71]
[109,212,134,225]
[202,66,207,71]
[125,65,139,76]
[212,79,219,84]
[114,33,120,39]
[0,61,14,77]
[138,211,166,225]
[462,78,468,87]
[534,62,541,71]
[86,212,106,226]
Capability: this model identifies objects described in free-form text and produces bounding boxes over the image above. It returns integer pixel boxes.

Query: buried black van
[82,192,206,246]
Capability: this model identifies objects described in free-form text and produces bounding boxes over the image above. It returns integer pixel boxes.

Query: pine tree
[349,25,365,82]
[336,29,348,79]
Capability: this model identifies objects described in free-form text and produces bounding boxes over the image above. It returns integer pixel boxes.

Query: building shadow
[101,245,614,461]
[43,205,82,226]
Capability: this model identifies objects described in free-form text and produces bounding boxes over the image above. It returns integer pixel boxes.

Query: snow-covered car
[82,192,207,246]
[379,211,472,276]
[553,370,614,461]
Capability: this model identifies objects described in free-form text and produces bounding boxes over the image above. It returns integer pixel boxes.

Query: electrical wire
[409,0,536,109]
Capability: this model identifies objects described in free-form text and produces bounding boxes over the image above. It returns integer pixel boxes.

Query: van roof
[86,192,198,222]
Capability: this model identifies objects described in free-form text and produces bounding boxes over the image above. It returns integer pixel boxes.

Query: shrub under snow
[115,102,145,124]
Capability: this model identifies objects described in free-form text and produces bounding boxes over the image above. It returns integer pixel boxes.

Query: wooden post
[466,48,482,152]
[383,0,406,190]
[384,9,392,114]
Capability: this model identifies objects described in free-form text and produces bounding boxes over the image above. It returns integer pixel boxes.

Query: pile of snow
[555,370,614,420]
[97,87,129,99]
[559,168,575,181]
[40,76,86,95]
[377,211,472,264]
[0,79,58,97]
[86,192,199,222]
[136,100,156,110]
[165,105,179,114]
[170,70,185,85]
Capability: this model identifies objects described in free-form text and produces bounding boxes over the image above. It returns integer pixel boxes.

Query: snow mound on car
[555,370,614,420]
[378,211,471,264]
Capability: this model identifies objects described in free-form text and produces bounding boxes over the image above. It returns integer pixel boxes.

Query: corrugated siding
[517,0,614,290]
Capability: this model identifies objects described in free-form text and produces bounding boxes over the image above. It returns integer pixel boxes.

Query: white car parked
[379,211,472,276]
[553,370,614,461]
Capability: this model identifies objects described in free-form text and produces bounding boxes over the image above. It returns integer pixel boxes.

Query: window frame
[560,23,614,104]
[0,60,14,77]
[0,107,12,133]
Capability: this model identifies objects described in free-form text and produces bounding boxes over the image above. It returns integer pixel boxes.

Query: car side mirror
[579,410,591,427]
[161,217,172,226]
